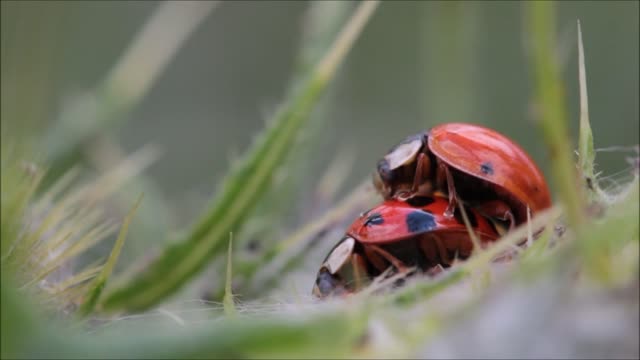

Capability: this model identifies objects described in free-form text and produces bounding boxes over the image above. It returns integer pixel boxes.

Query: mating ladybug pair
[312,123,552,298]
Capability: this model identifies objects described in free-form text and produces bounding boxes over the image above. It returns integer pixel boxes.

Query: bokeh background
[2,2,639,358]
[2,0,638,292]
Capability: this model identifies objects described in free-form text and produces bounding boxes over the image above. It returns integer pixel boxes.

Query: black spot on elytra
[406,196,436,207]
[453,206,478,227]
[406,210,437,233]
[480,162,494,176]
[364,212,384,226]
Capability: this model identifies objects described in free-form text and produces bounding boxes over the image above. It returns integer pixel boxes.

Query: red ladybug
[312,195,501,298]
[373,123,552,228]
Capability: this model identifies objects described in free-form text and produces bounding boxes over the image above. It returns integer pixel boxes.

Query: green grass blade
[3,267,369,359]
[101,1,380,312]
[527,2,585,229]
[223,235,236,316]
[79,194,143,316]
[0,163,44,264]
[233,1,354,255]
[576,20,598,199]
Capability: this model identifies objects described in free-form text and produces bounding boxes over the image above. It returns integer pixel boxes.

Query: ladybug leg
[433,236,452,266]
[474,200,516,231]
[436,160,458,218]
[351,253,368,291]
[367,245,409,273]
[411,152,431,195]
[363,246,390,273]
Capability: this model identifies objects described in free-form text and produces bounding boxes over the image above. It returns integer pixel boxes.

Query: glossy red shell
[347,197,498,244]
[428,123,552,214]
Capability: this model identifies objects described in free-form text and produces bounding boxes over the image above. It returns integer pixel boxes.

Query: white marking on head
[324,237,355,274]
[384,139,423,170]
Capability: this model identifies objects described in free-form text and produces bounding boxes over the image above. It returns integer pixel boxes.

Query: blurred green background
[1,2,639,358]
[2,0,638,236]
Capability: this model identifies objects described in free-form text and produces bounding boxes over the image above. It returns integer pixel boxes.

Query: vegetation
[1,2,637,359]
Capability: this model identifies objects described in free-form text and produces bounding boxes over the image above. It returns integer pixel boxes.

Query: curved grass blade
[101,1,381,312]
[79,194,143,316]
[233,1,354,255]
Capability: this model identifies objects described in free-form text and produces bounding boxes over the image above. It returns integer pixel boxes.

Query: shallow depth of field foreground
[1,1,638,359]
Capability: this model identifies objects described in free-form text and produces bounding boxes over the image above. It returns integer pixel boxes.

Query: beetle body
[312,196,500,298]
[373,122,552,227]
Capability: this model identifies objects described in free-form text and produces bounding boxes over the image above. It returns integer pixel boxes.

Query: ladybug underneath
[372,123,552,229]
[312,195,501,298]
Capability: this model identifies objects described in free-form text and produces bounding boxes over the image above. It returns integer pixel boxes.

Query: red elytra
[347,197,498,244]
[373,122,552,227]
[312,196,500,298]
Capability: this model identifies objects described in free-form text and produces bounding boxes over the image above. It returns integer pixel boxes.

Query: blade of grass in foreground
[101,1,380,312]
[223,236,236,316]
[3,270,369,359]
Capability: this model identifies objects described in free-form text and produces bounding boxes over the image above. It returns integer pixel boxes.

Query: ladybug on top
[372,122,552,230]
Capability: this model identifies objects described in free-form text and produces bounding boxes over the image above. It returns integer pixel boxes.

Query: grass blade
[223,235,236,316]
[576,20,599,199]
[101,1,380,312]
[527,2,585,229]
[79,194,143,316]
[233,2,354,255]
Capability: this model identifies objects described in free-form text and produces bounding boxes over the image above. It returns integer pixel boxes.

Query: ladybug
[312,195,501,298]
[372,122,552,228]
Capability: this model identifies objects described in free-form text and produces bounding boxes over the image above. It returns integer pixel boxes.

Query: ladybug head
[375,135,427,199]
[374,157,399,199]
[312,237,357,298]
[312,268,348,298]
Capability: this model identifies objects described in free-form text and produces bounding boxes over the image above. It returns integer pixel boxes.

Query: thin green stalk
[229,1,354,260]
[223,235,236,316]
[79,194,143,316]
[576,20,602,202]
